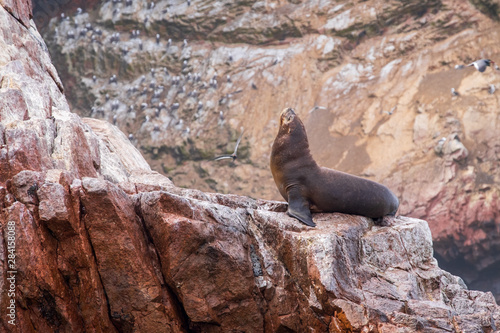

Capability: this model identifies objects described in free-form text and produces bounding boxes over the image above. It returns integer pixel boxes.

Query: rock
[1,0,32,28]
[34,0,500,301]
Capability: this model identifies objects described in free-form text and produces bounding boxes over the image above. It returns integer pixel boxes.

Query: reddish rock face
[1,0,32,27]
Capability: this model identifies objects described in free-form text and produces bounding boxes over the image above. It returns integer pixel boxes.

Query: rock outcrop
[34,0,500,301]
[1,1,499,332]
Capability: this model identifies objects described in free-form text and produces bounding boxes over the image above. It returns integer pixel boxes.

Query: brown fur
[270,108,399,226]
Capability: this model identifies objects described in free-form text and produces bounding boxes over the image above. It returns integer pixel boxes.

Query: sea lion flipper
[287,188,315,227]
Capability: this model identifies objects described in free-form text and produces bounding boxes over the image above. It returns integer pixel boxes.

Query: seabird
[451,88,459,96]
[214,129,245,162]
[156,33,160,44]
[218,111,224,126]
[467,59,499,72]
[434,137,447,155]
[489,84,496,94]
[308,105,326,113]
[111,99,119,111]
[251,83,258,90]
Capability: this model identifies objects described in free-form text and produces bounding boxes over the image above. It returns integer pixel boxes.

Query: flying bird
[308,105,326,113]
[467,59,499,72]
[214,129,245,162]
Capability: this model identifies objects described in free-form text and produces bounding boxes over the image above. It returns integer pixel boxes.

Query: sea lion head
[278,108,307,139]
[272,107,311,164]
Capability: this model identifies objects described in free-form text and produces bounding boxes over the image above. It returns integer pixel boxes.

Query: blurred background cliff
[32,0,500,301]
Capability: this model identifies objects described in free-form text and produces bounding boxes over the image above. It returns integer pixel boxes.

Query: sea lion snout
[280,108,296,126]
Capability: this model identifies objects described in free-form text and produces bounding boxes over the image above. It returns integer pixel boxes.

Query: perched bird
[218,111,225,127]
[467,59,498,73]
[454,64,464,70]
[434,137,447,155]
[451,88,459,96]
[214,129,245,162]
[489,84,496,94]
[251,83,258,90]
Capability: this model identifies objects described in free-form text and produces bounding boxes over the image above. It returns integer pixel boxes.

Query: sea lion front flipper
[287,187,315,227]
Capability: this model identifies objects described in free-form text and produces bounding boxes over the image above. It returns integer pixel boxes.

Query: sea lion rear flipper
[287,188,315,227]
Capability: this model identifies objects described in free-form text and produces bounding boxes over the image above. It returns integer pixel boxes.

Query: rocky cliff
[32,0,500,302]
[1,1,500,332]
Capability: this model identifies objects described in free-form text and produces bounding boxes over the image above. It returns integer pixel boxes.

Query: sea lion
[270,108,399,227]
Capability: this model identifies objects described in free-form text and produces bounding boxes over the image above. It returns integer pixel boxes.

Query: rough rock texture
[1,1,500,332]
[34,0,500,301]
